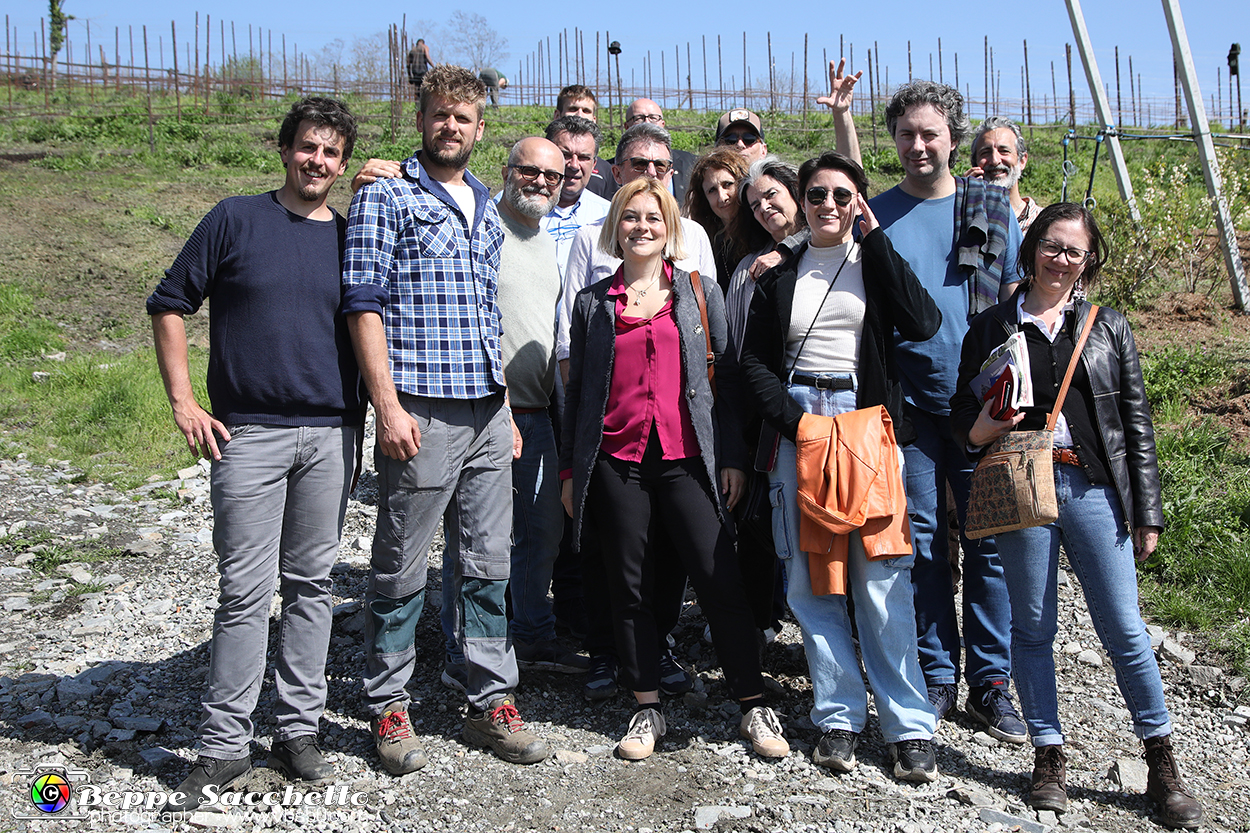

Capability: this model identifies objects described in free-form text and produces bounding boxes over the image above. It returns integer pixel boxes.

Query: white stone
[694,806,750,829]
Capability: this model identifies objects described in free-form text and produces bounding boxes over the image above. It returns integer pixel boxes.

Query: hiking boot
[1144,735,1204,829]
[927,683,958,722]
[617,707,666,760]
[514,637,590,674]
[267,735,333,783]
[812,729,859,772]
[167,754,252,813]
[965,681,1028,744]
[370,701,428,775]
[440,663,468,693]
[1029,744,1068,812]
[658,649,694,695]
[583,654,619,701]
[739,705,789,758]
[463,696,550,764]
[888,738,939,784]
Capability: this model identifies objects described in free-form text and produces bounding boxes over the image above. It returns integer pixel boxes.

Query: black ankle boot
[1143,734,1204,830]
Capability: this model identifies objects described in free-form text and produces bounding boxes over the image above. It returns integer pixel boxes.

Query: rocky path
[1,425,1248,833]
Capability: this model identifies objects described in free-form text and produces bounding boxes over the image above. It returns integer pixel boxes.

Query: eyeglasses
[1038,239,1093,263]
[625,157,673,176]
[718,132,761,148]
[508,164,565,186]
[805,186,855,207]
[625,112,665,125]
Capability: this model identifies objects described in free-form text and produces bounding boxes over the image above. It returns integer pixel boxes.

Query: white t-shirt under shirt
[785,240,865,375]
[442,180,477,226]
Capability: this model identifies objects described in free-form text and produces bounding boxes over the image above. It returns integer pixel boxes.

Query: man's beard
[424,135,475,170]
[984,162,1023,190]
[505,177,559,219]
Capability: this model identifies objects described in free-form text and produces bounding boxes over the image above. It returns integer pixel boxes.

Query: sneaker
[658,649,694,695]
[583,654,619,701]
[440,664,468,694]
[739,705,789,758]
[463,696,550,764]
[617,707,666,760]
[167,754,252,812]
[812,729,859,772]
[965,681,1027,744]
[1029,744,1069,812]
[1144,735,1204,829]
[927,683,958,722]
[514,637,590,674]
[267,735,333,783]
[370,701,428,775]
[888,738,939,784]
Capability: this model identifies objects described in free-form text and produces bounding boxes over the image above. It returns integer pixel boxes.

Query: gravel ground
[1,417,1248,833]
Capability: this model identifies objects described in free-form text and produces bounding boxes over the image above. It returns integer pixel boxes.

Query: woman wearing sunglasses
[950,203,1202,828]
[738,151,943,782]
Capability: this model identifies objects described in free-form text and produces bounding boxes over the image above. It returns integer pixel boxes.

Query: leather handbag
[687,269,716,397]
[965,304,1099,539]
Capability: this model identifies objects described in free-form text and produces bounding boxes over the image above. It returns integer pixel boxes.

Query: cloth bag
[965,304,1099,539]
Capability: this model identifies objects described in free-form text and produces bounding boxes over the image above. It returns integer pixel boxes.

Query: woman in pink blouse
[559,177,788,762]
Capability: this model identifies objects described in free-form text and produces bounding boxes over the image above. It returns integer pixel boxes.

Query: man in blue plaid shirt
[342,64,550,774]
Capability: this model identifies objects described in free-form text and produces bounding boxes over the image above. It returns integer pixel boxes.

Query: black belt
[791,373,855,391]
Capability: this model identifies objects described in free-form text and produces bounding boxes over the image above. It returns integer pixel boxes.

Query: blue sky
[8,1,1246,123]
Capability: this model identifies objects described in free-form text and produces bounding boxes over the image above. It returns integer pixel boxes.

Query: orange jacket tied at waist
[795,406,912,596]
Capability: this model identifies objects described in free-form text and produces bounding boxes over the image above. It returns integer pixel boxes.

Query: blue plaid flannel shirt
[342,153,506,400]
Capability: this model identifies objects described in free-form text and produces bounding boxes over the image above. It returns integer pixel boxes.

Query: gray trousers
[363,394,517,713]
[202,423,360,759]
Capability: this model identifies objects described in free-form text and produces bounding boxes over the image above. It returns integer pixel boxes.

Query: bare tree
[443,11,508,71]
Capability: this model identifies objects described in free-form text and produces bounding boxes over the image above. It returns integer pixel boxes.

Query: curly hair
[278,96,357,161]
[1017,202,1108,288]
[420,64,487,119]
[683,148,749,235]
[971,115,1027,163]
[884,80,971,167]
[732,156,804,254]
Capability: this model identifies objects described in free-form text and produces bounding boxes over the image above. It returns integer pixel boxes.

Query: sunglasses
[805,186,855,207]
[718,132,761,147]
[625,157,674,176]
[509,164,565,186]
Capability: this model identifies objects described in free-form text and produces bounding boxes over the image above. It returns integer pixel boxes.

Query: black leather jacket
[950,288,1164,533]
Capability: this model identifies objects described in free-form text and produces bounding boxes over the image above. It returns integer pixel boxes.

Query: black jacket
[949,288,1164,532]
[738,228,942,445]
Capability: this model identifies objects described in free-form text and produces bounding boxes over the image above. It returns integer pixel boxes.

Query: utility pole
[1063,0,1139,221]
[1162,2,1248,309]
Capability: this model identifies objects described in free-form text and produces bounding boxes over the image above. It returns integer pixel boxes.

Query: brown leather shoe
[1144,735,1204,829]
[1029,744,1068,812]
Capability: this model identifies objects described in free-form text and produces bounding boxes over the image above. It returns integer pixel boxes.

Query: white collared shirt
[1017,292,1075,448]
[541,190,611,282]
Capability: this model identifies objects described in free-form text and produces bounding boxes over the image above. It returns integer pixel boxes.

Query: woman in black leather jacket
[951,203,1202,828]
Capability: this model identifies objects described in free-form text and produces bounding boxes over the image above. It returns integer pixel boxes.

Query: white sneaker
[617,707,666,760]
[740,705,790,758]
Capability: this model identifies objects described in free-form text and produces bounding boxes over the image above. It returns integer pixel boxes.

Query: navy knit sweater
[146,191,362,426]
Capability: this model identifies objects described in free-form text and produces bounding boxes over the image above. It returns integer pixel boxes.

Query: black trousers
[586,442,764,699]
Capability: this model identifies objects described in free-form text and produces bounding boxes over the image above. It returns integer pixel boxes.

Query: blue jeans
[997,463,1172,746]
[904,406,1012,688]
[204,423,359,758]
[769,382,935,742]
[441,409,563,653]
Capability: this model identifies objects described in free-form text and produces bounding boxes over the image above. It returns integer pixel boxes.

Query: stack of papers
[970,332,1033,418]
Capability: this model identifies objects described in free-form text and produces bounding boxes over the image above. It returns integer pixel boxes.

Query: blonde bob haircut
[598,177,687,261]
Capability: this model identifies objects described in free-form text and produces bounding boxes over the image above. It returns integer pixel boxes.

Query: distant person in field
[479,67,508,107]
[968,116,1044,232]
[406,39,433,93]
[147,96,361,812]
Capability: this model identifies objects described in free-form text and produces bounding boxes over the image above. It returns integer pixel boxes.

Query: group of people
[147,60,1202,830]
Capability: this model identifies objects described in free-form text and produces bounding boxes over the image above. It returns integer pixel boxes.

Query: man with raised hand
[869,81,1026,756]
[343,64,549,774]
[969,115,1044,232]
[148,96,361,811]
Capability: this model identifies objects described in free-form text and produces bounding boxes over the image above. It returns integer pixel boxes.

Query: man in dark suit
[622,98,695,204]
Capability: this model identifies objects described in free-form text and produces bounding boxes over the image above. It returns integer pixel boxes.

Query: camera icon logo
[12,766,90,821]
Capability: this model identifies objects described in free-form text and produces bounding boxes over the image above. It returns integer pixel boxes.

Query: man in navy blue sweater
[148,97,361,811]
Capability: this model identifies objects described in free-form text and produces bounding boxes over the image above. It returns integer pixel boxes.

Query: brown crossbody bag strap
[687,269,716,397]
